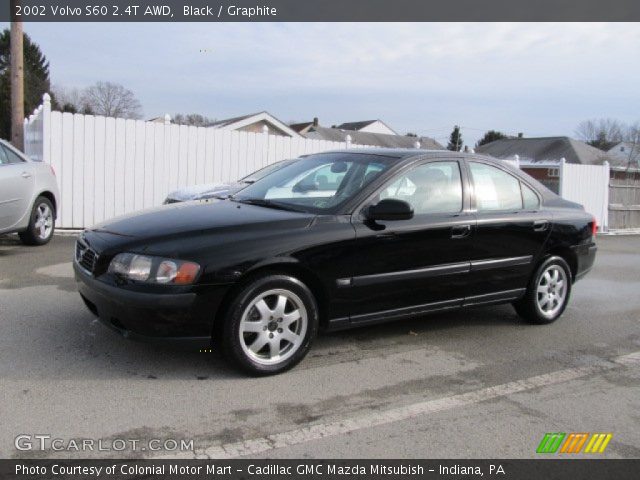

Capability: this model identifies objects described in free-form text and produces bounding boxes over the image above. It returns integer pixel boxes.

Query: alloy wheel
[536,265,567,319]
[34,203,54,240]
[239,288,308,366]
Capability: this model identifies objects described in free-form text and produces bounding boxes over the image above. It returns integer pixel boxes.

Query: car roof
[307,148,499,162]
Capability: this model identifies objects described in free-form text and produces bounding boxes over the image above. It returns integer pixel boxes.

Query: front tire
[222,274,319,375]
[19,196,55,246]
[513,256,572,324]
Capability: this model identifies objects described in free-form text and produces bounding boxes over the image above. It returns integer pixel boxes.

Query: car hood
[165,182,245,201]
[85,200,315,252]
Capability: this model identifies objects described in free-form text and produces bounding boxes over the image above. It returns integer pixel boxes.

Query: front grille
[75,239,99,274]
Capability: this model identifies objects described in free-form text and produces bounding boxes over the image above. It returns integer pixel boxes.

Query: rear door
[347,159,475,324]
[464,159,551,302]
[0,145,35,230]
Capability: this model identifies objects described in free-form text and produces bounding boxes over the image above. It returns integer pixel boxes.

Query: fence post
[514,154,520,168]
[558,157,566,197]
[603,161,610,232]
[42,93,51,164]
[263,126,270,164]
[346,134,352,149]
[164,113,171,125]
[414,141,421,149]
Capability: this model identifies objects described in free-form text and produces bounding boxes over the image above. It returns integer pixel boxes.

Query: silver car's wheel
[535,265,567,319]
[34,203,54,240]
[239,288,308,366]
[19,196,55,246]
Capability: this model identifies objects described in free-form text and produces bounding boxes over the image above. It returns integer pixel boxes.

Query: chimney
[313,117,319,127]
[518,132,523,138]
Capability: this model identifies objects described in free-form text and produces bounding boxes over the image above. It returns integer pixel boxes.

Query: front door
[347,159,475,325]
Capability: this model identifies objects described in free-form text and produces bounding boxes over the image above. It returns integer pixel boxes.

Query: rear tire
[221,274,319,376]
[513,256,572,325]
[19,196,55,246]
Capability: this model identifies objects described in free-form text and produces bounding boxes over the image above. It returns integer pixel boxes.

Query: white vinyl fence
[24,94,376,229]
[559,159,610,231]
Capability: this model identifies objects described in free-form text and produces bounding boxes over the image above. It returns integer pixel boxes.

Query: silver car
[0,139,60,245]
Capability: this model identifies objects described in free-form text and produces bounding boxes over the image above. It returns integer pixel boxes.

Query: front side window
[232,153,396,214]
[469,162,523,211]
[378,161,463,215]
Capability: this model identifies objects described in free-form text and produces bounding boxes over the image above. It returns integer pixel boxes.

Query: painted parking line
[197,351,640,459]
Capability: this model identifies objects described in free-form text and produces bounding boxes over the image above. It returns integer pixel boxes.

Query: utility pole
[10,0,24,150]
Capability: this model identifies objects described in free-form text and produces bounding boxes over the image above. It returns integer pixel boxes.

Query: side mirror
[366,199,414,221]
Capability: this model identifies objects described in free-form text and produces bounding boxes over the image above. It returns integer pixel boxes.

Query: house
[208,111,301,137]
[335,120,398,136]
[289,118,320,135]
[607,142,640,168]
[476,136,620,193]
[303,125,443,150]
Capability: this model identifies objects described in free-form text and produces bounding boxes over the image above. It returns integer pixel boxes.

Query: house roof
[209,111,302,137]
[289,121,316,134]
[607,142,640,163]
[476,136,623,166]
[335,119,397,134]
[304,126,444,150]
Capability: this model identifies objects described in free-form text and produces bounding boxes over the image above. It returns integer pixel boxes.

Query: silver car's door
[0,145,35,231]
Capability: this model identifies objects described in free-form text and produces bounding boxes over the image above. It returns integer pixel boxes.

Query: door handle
[451,224,471,239]
[21,172,32,179]
[533,220,549,232]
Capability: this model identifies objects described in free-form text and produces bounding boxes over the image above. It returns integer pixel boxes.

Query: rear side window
[521,182,540,210]
[2,145,25,164]
[469,162,522,211]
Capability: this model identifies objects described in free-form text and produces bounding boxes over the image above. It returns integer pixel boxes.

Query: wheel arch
[546,246,578,280]
[212,260,330,343]
[35,191,58,218]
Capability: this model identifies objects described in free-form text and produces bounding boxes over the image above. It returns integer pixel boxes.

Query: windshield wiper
[234,198,306,213]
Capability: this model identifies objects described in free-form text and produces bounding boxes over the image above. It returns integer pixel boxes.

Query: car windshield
[232,152,397,214]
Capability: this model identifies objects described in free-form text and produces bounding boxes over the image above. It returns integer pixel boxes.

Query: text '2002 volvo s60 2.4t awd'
[74,150,597,375]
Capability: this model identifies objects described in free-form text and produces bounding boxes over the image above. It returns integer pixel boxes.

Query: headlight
[108,253,200,285]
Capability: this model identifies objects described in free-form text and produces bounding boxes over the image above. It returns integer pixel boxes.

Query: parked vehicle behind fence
[75,149,597,375]
[0,139,59,245]
[163,158,298,204]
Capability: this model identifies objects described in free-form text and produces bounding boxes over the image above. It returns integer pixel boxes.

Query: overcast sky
[3,22,639,146]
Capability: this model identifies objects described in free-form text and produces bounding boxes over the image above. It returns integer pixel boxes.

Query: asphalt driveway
[0,234,639,459]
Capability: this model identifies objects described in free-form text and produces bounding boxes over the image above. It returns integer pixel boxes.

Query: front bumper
[74,262,227,349]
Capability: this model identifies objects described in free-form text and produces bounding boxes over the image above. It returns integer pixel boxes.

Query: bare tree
[51,85,92,113]
[173,113,217,127]
[622,122,640,169]
[575,118,625,151]
[82,81,142,119]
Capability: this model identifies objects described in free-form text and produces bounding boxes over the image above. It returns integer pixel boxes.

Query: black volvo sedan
[75,149,597,375]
